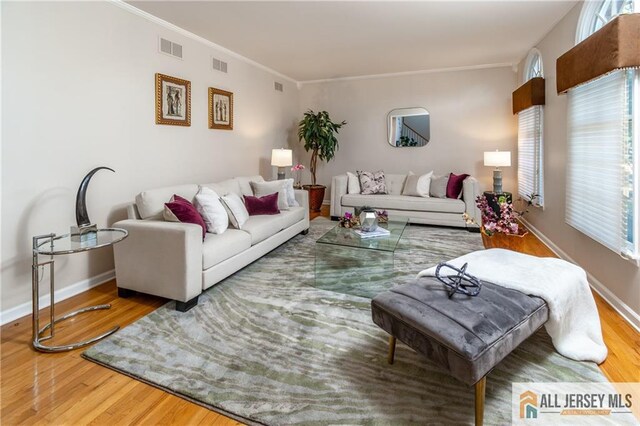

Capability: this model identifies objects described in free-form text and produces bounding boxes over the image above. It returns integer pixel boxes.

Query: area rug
[84,218,607,425]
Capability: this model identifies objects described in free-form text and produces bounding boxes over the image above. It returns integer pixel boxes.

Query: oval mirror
[387,107,430,147]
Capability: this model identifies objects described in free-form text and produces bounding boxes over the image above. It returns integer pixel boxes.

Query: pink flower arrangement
[476,194,520,236]
[291,164,305,172]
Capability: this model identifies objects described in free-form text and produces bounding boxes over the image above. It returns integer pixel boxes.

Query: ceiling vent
[159,37,183,59]
[212,57,228,73]
[274,82,284,92]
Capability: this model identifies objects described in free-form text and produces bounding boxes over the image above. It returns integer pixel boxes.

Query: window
[517,49,544,206]
[567,0,639,260]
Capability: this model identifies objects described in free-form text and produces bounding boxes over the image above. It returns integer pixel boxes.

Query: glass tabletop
[35,228,128,255]
[316,218,408,252]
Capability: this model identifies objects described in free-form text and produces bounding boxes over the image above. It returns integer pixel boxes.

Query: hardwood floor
[2,207,638,424]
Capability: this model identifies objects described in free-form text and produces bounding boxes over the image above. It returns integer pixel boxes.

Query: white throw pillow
[250,180,289,211]
[402,171,433,197]
[346,172,361,194]
[282,178,299,207]
[220,193,249,229]
[194,187,229,234]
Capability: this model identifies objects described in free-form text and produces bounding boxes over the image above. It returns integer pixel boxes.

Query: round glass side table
[31,228,128,352]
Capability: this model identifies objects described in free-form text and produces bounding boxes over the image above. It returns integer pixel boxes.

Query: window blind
[566,69,635,258]
[517,105,543,204]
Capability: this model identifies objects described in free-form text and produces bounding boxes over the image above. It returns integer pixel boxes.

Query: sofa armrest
[463,177,481,227]
[331,175,348,217]
[294,190,310,224]
[113,219,203,302]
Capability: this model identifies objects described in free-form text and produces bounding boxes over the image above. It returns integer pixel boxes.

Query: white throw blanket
[417,248,607,364]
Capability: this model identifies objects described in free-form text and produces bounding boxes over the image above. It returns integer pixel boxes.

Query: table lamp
[484,150,511,194]
[271,148,292,180]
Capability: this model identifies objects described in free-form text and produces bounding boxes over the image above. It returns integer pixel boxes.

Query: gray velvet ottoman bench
[371,276,549,426]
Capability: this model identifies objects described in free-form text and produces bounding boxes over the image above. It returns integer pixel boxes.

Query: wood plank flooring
[2,206,638,424]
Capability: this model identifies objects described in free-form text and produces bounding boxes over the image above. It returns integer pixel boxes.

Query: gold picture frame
[155,73,191,126]
[208,87,233,130]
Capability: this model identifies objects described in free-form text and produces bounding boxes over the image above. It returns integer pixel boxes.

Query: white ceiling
[129,1,578,82]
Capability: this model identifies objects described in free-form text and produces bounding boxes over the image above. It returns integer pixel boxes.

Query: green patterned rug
[84,218,606,425]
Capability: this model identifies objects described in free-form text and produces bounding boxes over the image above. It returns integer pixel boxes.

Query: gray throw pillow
[357,170,387,195]
[429,175,449,198]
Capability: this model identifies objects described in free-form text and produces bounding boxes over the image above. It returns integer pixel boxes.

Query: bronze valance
[556,13,640,94]
[512,77,545,114]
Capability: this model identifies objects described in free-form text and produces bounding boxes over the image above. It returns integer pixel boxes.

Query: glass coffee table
[314,218,408,298]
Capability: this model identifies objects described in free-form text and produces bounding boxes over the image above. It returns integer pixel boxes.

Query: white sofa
[113,175,309,311]
[330,173,481,228]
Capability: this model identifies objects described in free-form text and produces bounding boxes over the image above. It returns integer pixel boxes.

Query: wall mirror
[387,107,430,147]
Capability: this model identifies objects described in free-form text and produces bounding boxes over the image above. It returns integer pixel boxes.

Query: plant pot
[480,227,529,253]
[303,184,325,212]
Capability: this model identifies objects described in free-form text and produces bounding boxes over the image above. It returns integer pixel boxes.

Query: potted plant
[297,110,347,211]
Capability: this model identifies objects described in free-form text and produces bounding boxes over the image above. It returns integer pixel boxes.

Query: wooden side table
[31,228,128,352]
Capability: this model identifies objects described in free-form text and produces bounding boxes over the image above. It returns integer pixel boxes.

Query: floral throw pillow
[357,170,387,195]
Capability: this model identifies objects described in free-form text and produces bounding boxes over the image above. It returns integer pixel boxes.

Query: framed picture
[155,73,191,126]
[208,88,233,130]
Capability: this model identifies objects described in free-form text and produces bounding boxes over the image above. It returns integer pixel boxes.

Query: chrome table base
[31,233,121,353]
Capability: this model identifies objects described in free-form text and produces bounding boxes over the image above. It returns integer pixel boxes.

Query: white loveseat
[330,173,481,228]
[113,175,309,311]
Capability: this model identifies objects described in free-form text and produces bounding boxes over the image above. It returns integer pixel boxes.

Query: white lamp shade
[484,151,511,167]
[271,149,292,167]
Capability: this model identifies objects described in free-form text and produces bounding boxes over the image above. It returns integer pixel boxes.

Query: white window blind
[518,106,543,204]
[566,70,636,258]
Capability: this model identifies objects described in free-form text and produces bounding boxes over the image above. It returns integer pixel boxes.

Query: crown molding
[299,62,514,85]
[108,0,298,84]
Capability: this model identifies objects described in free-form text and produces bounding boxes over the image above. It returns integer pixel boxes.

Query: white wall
[516,3,640,322]
[1,1,299,315]
[297,67,518,198]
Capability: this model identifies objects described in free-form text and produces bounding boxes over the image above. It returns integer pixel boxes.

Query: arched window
[517,49,544,206]
[567,0,639,260]
[576,0,636,43]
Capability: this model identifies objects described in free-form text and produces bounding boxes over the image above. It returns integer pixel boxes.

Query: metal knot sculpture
[435,262,482,298]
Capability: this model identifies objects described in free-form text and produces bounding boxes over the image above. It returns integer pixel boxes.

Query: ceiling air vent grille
[212,57,228,73]
[274,82,284,92]
[159,37,183,59]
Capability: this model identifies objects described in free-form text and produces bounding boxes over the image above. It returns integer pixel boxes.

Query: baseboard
[0,269,116,326]
[521,218,640,333]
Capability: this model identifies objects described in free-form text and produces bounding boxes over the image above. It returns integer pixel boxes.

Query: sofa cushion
[447,173,469,199]
[347,172,361,194]
[358,170,387,195]
[195,187,229,234]
[385,174,408,195]
[244,193,280,216]
[164,195,207,239]
[429,175,449,198]
[402,171,433,197]
[236,175,265,196]
[278,206,305,229]
[250,180,289,211]
[242,215,283,244]
[341,194,465,213]
[202,229,252,270]
[203,179,242,197]
[220,193,249,229]
[136,184,199,220]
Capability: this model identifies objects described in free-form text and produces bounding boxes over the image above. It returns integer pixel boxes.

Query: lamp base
[492,169,503,194]
[277,167,286,180]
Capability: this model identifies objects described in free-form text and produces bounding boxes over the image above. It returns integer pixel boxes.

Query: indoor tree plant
[297,110,347,211]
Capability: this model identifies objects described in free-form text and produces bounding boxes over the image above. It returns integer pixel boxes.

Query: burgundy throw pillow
[165,194,207,239]
[244,192,280,216]
[446,173,469,199]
